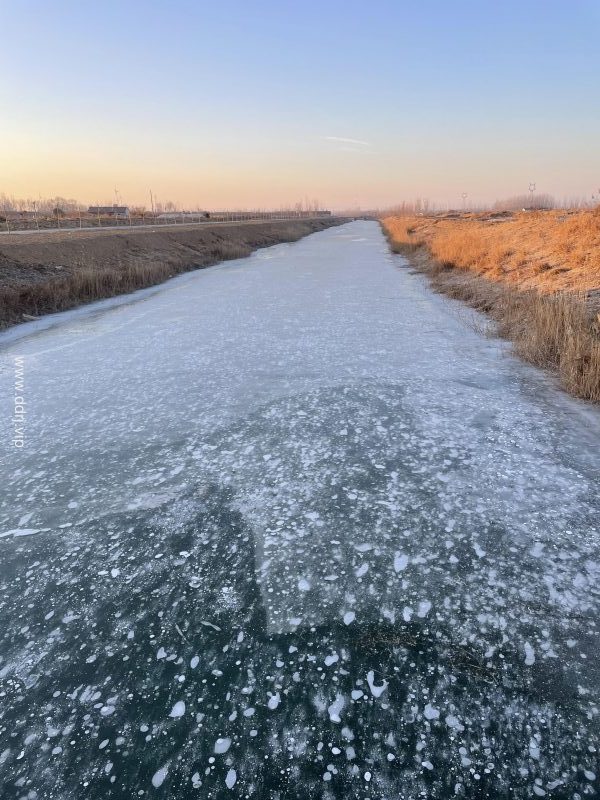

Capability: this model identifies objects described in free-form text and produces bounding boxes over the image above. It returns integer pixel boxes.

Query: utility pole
[149,189,155,216]
[529,182,536,210]
[461,192,468,212]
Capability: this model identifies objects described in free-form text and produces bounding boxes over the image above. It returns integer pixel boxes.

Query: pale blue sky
[1,0,598,209]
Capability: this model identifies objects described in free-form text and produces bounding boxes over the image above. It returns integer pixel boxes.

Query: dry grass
[0,246,251,325]
[381,211,600,403]
[383,208,600,292]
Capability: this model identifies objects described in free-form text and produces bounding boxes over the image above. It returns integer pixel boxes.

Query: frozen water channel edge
[0,221,599,798]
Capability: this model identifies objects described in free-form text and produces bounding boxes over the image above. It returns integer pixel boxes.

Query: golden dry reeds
[381,211,600,403]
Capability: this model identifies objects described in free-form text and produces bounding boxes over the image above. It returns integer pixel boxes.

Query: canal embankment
[0,217,343,329]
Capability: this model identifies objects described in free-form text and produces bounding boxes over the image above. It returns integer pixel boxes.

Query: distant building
[88,205,129,218]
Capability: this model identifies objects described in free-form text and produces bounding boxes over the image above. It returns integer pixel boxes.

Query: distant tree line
[0,193,84,216]
[0,193,324,218]
[492,193,555,211]
[375,193,599,217]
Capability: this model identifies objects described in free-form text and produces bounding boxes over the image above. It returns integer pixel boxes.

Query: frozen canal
[0,220,599,799]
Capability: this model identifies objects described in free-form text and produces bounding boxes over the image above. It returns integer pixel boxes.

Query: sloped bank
[0,218,343,329]
[381,216,600,403]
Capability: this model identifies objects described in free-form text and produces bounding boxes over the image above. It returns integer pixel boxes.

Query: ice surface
[0,222,599,798]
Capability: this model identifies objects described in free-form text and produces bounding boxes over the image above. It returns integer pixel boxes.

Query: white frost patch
[529,738,540,760]
[530,542,544,558]
[190,656,199,669]
[417,600,432,618]
[152,766,168,788]
[225,769,237,788]
[0,528,44,538]
[424,703,440,720]
[524,642,535,666]
[324,654,339,666]
[200,620,221,631]
[366,670,388,698]
[214,737,231,754]
[298,578,311,591]
[268,693,281,710]
[328,694,346,723]
[343,611,356,625]
[394,553,409,572]
[169,701,186,718]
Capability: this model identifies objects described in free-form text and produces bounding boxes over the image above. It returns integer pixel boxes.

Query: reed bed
[382,212,600,402]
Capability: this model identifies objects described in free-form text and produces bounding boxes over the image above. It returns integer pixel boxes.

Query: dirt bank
[0,218,343,329]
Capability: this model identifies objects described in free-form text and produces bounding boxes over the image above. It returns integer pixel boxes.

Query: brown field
[381,209,600,402]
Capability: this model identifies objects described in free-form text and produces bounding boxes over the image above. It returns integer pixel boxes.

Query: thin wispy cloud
[324,136,371,147]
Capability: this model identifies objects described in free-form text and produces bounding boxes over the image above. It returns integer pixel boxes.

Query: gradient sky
[1,0,599,210]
